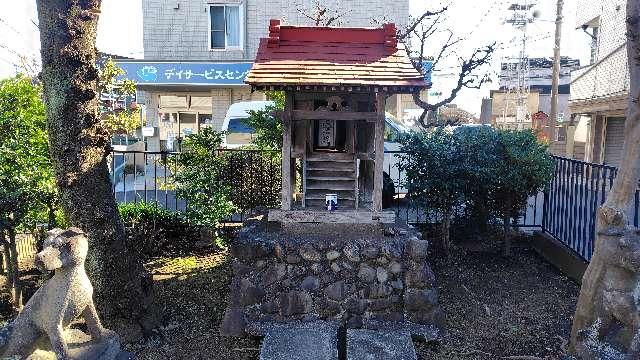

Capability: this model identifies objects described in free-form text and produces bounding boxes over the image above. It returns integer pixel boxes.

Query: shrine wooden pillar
[372,93,386,212]
[281,92,294,210]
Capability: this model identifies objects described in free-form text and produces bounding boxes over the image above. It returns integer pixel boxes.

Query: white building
[569,0,629,166]
[493,57,580,131]
[119,0,413,151]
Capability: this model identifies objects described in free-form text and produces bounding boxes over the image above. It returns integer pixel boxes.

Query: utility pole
[549,0,564,143]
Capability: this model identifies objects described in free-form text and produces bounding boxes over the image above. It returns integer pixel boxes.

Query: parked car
[383,112,410,193]
[221,101,275,148]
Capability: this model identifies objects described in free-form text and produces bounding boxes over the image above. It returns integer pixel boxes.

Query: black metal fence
[542,156,639,261]
[109,149,639,262]
[109,148,280,221]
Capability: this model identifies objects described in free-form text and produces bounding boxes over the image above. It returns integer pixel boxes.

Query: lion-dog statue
[1,228,117,359]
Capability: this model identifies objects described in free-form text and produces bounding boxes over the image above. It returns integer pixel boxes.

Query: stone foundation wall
[221,221,444,336]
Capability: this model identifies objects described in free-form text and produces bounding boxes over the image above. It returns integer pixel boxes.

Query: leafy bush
[399,127,554,254]
[398,128,465,251]
[218,150,282,212]
[175,128,236,230]
[243,91,285,149]
[118,202,201,260]
[490,130,554,255]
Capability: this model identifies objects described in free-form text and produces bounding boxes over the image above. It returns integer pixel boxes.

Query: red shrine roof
[245,20,429,93]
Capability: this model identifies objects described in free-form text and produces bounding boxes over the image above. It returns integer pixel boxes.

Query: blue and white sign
[422,61,433,84]
[115,61,253,86]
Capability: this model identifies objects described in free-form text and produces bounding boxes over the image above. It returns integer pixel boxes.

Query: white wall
[143,0,410,61]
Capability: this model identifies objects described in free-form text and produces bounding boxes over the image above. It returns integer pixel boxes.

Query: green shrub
[243,91,285,149]
[174,128,236,230]
[399,127,554,254]
[398,128,465,251]
[118,202,201,260]
[218,150,282,212]
[490,129,554,255]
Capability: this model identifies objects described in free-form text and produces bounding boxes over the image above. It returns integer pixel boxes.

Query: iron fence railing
[109,149,640,262]
[542,156,639,261]
[108,148,280,222]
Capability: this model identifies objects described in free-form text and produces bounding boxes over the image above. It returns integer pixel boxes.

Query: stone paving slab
[346,329,417,360]
[259,321,338,360]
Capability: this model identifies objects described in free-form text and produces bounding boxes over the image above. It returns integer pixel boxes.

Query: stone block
[404,264,435,289]
[299,244,322,262]
[326,250,341,261]
[279,291,312,316]
[263,263,286,286]
[346,329,417,360]
[358,265,376,283]
[405,238,429,261]
[343,244,360,262]
[407,308,445,328]
[362,247,380,259]
[239,279,265,306]
[366,284,393,299]
[325,281,352,301]
[301,276,320,291]
[220,307,246,337]
[344,296,368,315]
[259,322,338,360]
[404,289,438,312]
[376,267,389,283]
[286,254,301,264]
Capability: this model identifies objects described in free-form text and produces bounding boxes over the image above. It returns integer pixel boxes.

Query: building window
[210,5,242,50]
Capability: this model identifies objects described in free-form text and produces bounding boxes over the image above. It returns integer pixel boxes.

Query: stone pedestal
[220,218,444,337]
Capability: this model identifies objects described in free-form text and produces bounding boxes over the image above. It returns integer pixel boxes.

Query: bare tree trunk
[35,0,157,335]
[570,0,640,357]
[1,231,9,275]
[7,228,22,309]
[441,210,451,254]
[502,212,511,257]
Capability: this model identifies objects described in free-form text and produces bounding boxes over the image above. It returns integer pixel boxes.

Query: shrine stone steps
[307,168,356,180]
[306,182,355,191]
[307,152,355,162]
[305,156,357,209]
[306,161,355,171]
[307,174,355,182]
[305,190,356,201]
[346,329,417,360]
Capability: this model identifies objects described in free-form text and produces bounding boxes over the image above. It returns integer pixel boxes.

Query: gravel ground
[1,234,579,360]
[415,238,579,360]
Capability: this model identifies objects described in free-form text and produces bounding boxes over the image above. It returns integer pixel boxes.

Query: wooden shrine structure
[245,20,429,223]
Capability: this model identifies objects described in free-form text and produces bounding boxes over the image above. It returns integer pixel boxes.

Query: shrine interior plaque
[317,119,336,148]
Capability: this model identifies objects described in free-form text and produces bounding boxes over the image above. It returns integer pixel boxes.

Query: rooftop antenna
[502,1,539,129]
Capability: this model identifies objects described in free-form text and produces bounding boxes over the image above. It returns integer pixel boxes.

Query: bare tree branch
[297,0,348,26]
[411,43,496,127]
[398,6,448,40]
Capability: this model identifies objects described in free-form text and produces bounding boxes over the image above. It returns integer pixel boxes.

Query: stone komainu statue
[1,228,118,359]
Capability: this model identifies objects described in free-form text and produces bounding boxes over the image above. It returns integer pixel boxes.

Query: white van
[221,101,274,148]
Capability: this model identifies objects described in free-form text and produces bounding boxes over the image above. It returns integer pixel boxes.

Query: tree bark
[35,0,157,335]
[502,211,511,257]
[441,210,451,254]
[7,228,22,309]
[570,0,640,357]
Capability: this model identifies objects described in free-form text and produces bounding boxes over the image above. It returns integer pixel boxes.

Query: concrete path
[258,321,420,360]
[259,322,338,360]
[346,329,417,360]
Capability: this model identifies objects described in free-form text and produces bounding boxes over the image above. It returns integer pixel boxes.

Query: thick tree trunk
[36,0,157,335]
[570,0,640,357]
